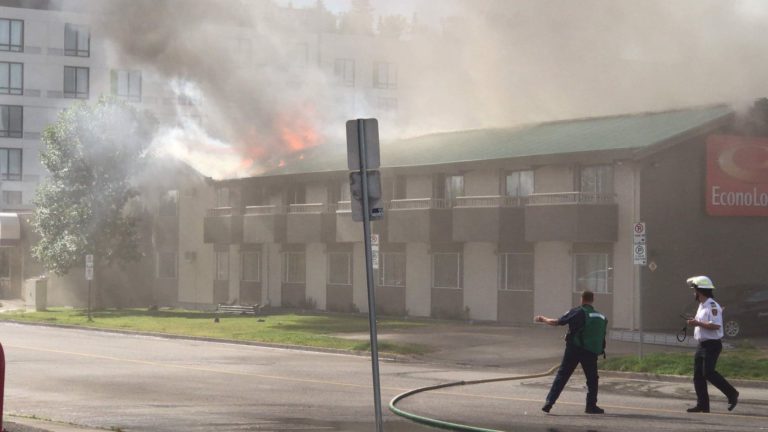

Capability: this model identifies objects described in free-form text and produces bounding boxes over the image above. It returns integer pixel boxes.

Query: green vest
[573,305,607,355]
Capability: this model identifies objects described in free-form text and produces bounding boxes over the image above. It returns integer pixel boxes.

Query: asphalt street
[1,321,767,432]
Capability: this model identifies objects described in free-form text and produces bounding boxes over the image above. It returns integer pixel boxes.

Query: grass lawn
[0,308,432,356]
[600,342,768,380]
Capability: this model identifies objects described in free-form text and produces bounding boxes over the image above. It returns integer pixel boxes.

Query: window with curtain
[327,252,352,285]
[282,252,306,284]
[241,251,261,282]
[0,62,22,95]
[64,23,89,57]
[573,253,611,293]
[432,252,462,289]
[498,253,534,291]
[0,105,22,138]
[0,19,23,52]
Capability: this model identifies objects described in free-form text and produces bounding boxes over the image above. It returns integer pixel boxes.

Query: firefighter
[685,276,739,413]
[535,290,607,414]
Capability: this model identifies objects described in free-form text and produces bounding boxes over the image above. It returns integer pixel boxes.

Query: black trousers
[546,343,599,408]
[694,339,738,410]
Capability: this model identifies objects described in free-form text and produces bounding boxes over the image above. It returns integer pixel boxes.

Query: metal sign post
[347,118,384,432]
[86,254,94,322]
[633,223,646,358]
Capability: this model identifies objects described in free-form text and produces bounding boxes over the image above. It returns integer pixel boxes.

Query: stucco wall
[306,243,327,309]
[464,169,499,196]
[407,175,432,198]
[612,162,637,329]
[463,242,497,320]
[405,243,431,316]
[533,241,573,318]
[535,165,573,192]
[178,185,215,304]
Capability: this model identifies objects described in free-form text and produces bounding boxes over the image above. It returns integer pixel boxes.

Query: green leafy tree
[32,98,155,276]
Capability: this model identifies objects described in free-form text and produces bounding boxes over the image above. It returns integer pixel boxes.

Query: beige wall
[178,185,215,304]
[612,162,637,329]
[405,243,431,316]
[464,170,500,196]
[306,243,327,309]
[533,241,573,318]
[228,245,240,302]
[463,242,497,320]
[535,165,574,192]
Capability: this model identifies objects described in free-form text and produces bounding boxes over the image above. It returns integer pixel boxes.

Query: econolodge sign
[706,135,768,216]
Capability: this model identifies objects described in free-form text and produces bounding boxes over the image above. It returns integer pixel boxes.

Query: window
[432,252,462,289]
[285,184,306,205]
[379,252,405,287]
[2,190,21,206]
[334,58,354,87]
[215,187,230,207]
[327,252,352,285]
[215,250,230,281]
[64,66,89,98]
[573,253,611,294]
[373,61,397,89]
[0,19,23,52]
[0,62,22,95]
[1,105,22,138]
[498,253,534,291]
[382,176,406,200]
[580,165,613,195]
[112,70,141,102]
[157,252,177,279]
[158,190,178,217]
[0,148,21,181]
[283,251,306,283]
[505,170,534,199]
[241,251,261,282]
[64,23,89,57]
[443,175,464,203]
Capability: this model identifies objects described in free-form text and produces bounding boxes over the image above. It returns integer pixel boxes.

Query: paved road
[1,322,767,432]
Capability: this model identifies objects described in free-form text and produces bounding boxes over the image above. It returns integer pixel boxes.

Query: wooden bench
[216,304,261,315]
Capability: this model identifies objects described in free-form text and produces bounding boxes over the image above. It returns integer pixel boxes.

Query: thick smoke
[87,0,768,178]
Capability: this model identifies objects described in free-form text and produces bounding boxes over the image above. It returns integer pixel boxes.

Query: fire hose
[389,364,559,432]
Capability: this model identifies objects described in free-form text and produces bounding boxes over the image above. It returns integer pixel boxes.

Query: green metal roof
[263,105,732,176]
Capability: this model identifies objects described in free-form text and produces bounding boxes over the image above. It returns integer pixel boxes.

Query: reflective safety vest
[573,305,607,355]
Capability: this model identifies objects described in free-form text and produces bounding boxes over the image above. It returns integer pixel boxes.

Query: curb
[599,369,768,389]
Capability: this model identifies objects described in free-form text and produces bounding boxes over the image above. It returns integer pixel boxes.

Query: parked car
[717,285,768,338]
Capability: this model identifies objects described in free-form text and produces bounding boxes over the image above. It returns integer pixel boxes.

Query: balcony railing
[288,203,326,214]
[527,192,616,205]
[244,205,282,215]
[388,198,449,210]
[207,207,233,217]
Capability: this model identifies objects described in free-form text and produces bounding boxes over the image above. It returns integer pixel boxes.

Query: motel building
[148,104,768,332]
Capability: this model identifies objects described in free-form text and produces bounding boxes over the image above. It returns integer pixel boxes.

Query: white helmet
[687,275,715,290]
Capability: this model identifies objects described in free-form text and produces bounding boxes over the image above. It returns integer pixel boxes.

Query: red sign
[706,135,768,216]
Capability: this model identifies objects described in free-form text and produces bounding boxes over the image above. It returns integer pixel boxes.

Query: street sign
[633,222,647,265]
[350,171,383,222]
[371,234,379,270]
[633,244,647,265]
[85,254,94,281]
[346,119,380,170]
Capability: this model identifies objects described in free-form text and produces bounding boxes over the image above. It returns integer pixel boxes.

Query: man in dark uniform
[535,290,607,414]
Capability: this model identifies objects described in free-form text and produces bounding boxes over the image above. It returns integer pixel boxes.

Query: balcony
[452,195,527,243]
[387,198,451,243]
[525,192,618,242]
[286,203,325,243]
[203,207,243,244]
[243,205,286,244]
[335,201,362,243]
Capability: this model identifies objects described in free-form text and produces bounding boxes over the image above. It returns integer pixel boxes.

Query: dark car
[717,285,768,338]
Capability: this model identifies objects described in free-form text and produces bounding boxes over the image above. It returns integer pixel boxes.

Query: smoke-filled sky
[79,0,768,178]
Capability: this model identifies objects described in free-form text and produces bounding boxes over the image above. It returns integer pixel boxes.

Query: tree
[32,98,155,276]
